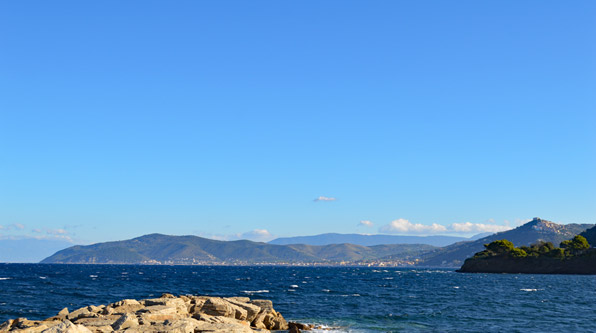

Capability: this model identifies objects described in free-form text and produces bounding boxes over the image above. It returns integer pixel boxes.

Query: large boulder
[225,298,262,322]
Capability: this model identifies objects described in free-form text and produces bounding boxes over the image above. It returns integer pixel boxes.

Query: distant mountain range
[420,218,594,267]
[269,233,486,247]
[41,234,436,264]
[38,217,593,267]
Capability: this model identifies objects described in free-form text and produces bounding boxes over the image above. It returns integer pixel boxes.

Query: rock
[224,298,261,322]
[289,322,312,330]
[66,308,92,321]
[58,308,69,318]
[91,325,113,333]
[144,298,187,315]
[164,318,202,333]
[193,313,249,326]
[193,321,254,333]
[252,310,289,330]
[13,317,41,329]
[138,305,180,322]
[110,299,143,315]
[41,320,92,333]
[86,305,102,314]
[250,300,273,311]
[2,295,305,333]
[200,298,237,318]
[111,313,139,330]
[72,317,117,327]
[0,319,13,332]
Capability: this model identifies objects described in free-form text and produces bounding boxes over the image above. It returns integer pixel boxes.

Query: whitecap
[0,277,11,281]
[39,276,47,279]
[453,286,460,289]
[290,284,299,288]
[89,275,98,278]
[242,290,269,295]
[520,288,538,292]
[322,289,331,293]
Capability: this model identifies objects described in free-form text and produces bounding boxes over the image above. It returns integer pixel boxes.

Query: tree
[510,248,527,258]
[560,235,590,256]
[484,240,515,254]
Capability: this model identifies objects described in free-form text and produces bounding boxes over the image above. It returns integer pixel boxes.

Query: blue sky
[1,1,595,244]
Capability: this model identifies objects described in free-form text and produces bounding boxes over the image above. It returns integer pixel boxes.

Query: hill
[269,233,471,247]
[579,226,596,246]
[41,233,436,264]
[419,218,594,267]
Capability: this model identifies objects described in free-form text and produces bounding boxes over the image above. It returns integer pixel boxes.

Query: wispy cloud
[314,196,336,202]
[379,218,512,235]
[358,220,374,227]
[45,228,69,235]
[196,229,275,242]
[0,223,26,231]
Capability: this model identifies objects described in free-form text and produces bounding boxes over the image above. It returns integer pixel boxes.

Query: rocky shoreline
[0,294,313,332]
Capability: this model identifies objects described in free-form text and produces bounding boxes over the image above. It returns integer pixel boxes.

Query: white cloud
[358,220,374,227]
[239,229,274,242]
[379,218,447,234]
[450,222,511,233]
[379,218,512,235]
[314,196,336,202]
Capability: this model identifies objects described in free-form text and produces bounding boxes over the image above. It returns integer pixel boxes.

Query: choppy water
[1,264,595,332]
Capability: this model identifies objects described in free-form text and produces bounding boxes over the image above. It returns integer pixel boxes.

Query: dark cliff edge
[457,250,596,274]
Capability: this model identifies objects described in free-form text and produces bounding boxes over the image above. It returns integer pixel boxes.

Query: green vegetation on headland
[457,234,596,274]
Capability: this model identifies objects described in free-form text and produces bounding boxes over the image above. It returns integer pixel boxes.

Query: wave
[242,290,269,295]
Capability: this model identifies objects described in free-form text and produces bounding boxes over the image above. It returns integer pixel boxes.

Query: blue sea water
[1,264,595,332]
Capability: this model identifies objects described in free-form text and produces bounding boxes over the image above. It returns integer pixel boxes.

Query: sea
[0,264,595,332]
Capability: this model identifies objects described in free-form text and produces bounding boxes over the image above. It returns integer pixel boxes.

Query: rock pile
[0,294,312,332]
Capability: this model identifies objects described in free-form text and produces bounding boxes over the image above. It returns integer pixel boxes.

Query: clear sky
[1,1,595,244]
